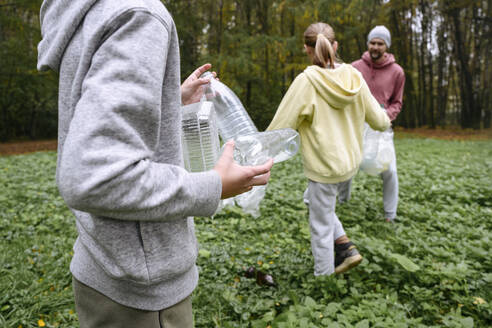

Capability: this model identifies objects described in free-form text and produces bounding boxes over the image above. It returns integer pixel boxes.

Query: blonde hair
[304,22,337,69]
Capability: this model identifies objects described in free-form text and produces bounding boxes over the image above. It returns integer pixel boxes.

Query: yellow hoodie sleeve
[361,80,391,131]
[267,73,314,131]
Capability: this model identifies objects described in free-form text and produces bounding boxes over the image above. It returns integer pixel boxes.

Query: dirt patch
[0,140,58,156]
[394,127,492,141]
[0,128,490,156]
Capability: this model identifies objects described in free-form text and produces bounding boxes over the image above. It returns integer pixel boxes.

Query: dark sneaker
[334,242,362,274]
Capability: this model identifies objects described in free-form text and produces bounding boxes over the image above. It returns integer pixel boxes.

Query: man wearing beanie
[347,25,405,223]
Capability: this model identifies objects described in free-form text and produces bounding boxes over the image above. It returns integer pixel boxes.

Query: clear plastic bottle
[192,74,301,218]
[233,128,300,165]
[201,71,258,141]
[231,128,300,218]
[181,101,220,172]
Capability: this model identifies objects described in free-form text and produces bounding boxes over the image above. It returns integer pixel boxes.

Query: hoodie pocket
[75,212,150,283]
[138,217,198,282]
[75,212,198,284]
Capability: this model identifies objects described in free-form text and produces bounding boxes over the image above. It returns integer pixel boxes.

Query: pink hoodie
[352,51,405,121]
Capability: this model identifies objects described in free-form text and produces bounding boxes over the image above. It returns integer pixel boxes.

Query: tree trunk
[436,11,449,128]
[449,6,476,128]
[418,0,429,127]
[217,0,224,56]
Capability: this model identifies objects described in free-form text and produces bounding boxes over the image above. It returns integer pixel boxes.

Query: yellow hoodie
[267,64,391,183]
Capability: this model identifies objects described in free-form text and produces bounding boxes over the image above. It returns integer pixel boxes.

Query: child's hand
[180,63,216,105]
[213,141,273,199]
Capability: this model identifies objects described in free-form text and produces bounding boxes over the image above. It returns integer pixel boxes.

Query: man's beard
[370,51,383,61]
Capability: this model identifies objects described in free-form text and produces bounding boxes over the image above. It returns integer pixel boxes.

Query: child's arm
[362,80,391,131]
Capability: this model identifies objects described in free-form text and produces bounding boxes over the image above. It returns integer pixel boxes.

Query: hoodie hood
[37,0,99,71]
[361,51,396,69]
[303,64,363,110]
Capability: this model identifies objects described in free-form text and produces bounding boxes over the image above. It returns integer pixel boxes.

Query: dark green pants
[72,277,193,328]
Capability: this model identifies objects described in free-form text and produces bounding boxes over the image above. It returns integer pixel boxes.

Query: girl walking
[267,22,390,275]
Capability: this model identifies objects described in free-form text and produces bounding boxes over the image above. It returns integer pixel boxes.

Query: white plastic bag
[219,129,300,218]
[359,124,394,176]
[234,185,266,218]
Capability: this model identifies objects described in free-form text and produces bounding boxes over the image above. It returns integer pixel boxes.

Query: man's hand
[181,63,216,105]
[214,141,273,199]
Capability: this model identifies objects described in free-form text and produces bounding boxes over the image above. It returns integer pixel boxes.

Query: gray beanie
[367,25,391,48]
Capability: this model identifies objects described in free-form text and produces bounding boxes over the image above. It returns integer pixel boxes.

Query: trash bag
[359,124,394,176]
[234,185,266,218]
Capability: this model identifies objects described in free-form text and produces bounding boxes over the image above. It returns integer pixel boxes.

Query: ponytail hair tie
[317,33,325,39]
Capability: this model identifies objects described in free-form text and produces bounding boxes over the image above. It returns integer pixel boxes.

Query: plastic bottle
[233,128,300,165]
[201,71,258,141]
[181,101,220,172]
[231,128,300,218]
[191,74,301,218]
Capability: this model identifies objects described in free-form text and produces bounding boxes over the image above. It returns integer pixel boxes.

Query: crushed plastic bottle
[181,101,220,172]
[233,128,300,165]
[230,128,300,218]
[201,71,258,141]
[188,74,300,218]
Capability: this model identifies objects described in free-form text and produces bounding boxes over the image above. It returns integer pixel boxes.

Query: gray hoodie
[38,0,222,310]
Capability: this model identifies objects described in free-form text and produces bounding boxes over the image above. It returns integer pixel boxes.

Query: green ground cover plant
[0,138,491,327]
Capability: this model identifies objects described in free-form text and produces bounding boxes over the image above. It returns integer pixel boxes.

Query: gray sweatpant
[304,179,350,276]
[381,143,398,219]
[339,136,398,220]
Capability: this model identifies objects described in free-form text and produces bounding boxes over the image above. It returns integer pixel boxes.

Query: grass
[0,137,491,327]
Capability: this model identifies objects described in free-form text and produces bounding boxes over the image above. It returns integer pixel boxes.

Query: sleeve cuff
[188,170,222,217]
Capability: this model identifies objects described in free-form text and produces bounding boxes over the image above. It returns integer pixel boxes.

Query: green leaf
[274,311,296,323]
[460,317,474,328]
[304,296,317,308]
[391,254,420,272]
[355,319,370,328]
[198,249,211,259]
[251,319,268,328]
[299,318,310,328]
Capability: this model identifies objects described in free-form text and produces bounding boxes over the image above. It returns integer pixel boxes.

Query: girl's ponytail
[304,22,338,69]
[314,33,336,69]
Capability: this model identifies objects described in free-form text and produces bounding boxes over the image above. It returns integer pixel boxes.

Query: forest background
[0,0,491,142]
